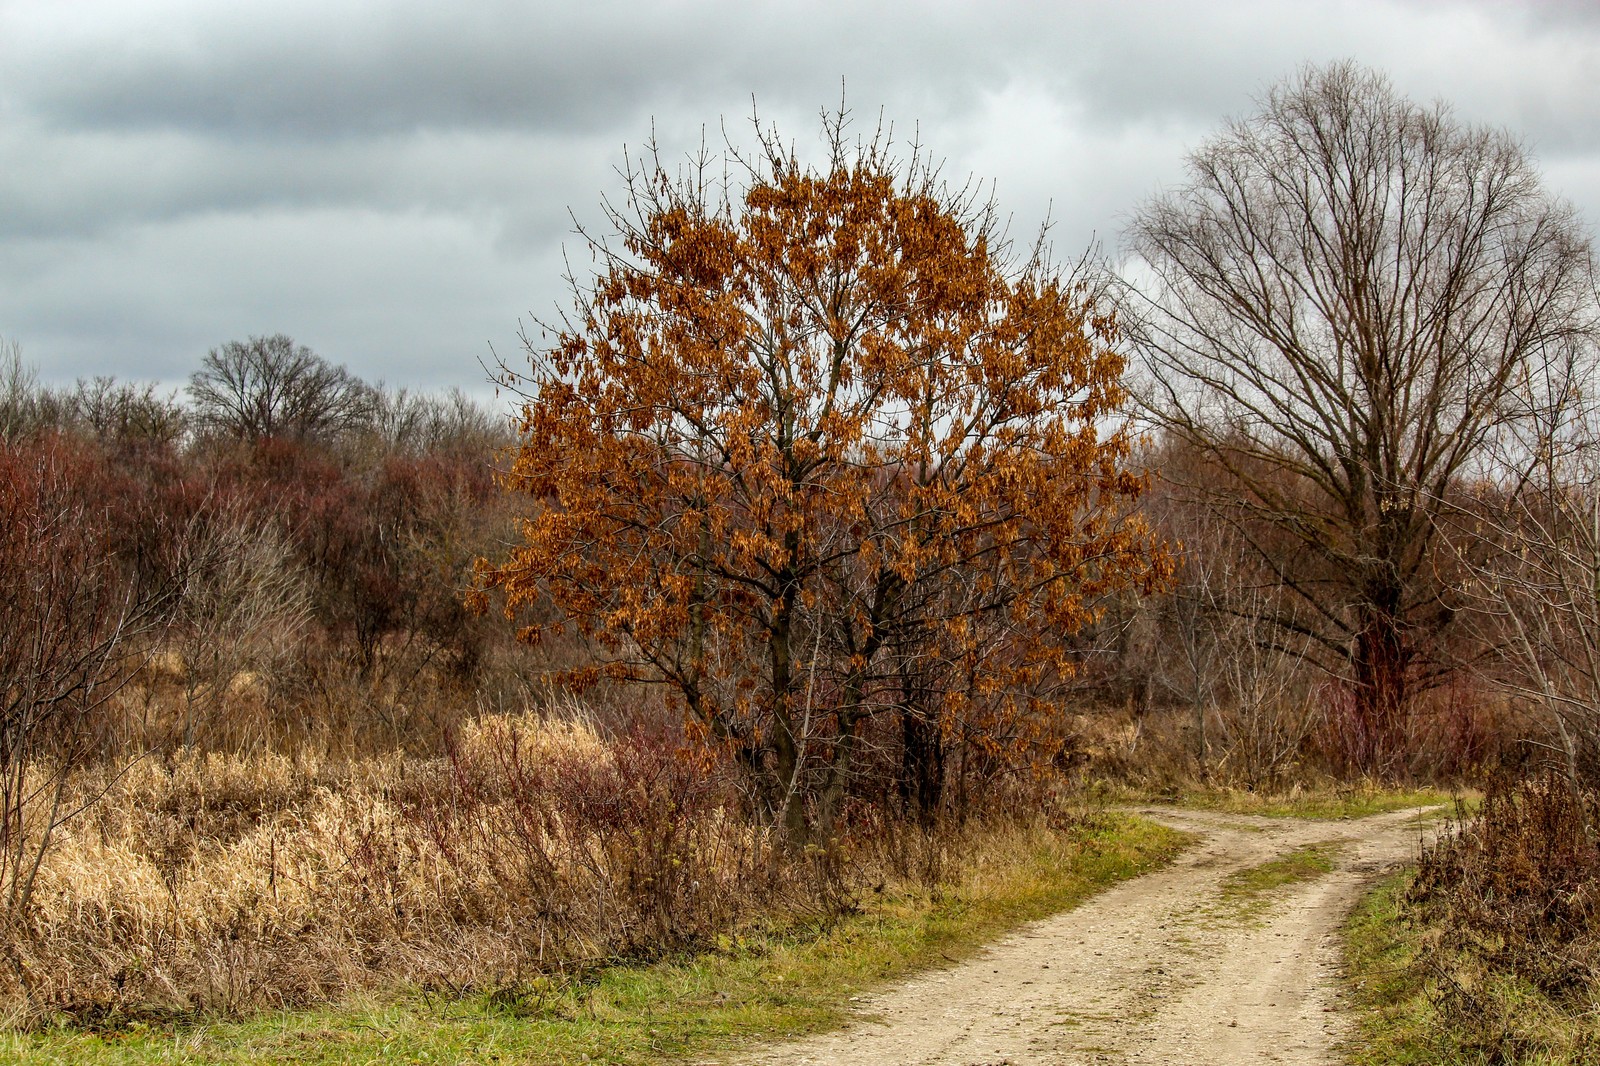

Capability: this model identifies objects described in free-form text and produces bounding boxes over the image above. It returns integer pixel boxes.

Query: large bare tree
[188,334,371,443]
[1127,62,1596,774]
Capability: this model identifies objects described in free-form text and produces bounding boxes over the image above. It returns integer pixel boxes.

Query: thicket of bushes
[1393,775,1600,1059]
[0,341,518,745]
[0,339,1125,1023]
[0,337,1568,1026]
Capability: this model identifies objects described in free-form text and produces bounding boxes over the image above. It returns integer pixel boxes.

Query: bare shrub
[0,439,173,959]
[1408,773,1600,1056]
[409,717,808,960]
[167,503,312,748]
[1210,629,1317,789]
[1,710,850,1021]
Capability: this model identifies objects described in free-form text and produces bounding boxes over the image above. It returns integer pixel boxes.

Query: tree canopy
[188,334,372,443]
[476,112,1170,837]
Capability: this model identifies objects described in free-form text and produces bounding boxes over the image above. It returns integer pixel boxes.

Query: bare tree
[1149,490,1316,787]
[368,385,508,456]
[1145,496,1236,782]
[69,377,188,447]
[1127,62,1596,774]
[1212,584,1317,788]
[187,334,372,443]
[0,338,42,443]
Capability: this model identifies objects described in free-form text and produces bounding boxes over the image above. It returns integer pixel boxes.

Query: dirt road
[734,807,1433,1066]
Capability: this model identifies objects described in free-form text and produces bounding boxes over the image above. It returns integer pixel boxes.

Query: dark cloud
[9,2,1007,139]
[1,0,1595,392]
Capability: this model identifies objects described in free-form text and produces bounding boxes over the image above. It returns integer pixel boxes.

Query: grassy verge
[5,812,1186,1066]
[1098,783,1462,820]
[1342,870,1597,1065]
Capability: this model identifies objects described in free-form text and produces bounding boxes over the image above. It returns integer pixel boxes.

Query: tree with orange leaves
[476,110,1170,840]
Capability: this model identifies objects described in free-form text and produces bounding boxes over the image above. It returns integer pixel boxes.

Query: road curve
[729,806,1432,1066]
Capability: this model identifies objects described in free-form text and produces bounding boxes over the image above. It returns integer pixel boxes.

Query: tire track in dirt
[728,807,1433,1066]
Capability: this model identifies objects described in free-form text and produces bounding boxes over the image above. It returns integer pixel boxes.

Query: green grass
[1221,841,1342,899]
[1199,841,1344,924]
[1342,870,1598,1065]
[4,813,1187,1065]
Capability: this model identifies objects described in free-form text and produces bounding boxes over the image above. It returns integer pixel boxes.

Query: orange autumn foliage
[476,112,1171,837]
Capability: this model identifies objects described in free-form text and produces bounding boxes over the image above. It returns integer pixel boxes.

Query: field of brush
[8,713,839,1019]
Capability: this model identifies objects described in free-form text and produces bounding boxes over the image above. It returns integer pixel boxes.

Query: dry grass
[1377,772,1600,1061]
[6,810,1186,1065]
[3,710,845,1025]
[1,666,1526,1035]
[1062,686,1545,796]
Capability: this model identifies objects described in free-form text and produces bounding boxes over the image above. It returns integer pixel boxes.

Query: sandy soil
[730,806,1434,1066]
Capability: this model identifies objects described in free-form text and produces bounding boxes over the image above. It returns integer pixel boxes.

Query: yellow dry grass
[4,710,803,1023]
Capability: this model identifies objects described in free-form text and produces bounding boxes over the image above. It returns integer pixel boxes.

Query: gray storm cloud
[1,0,1596,392]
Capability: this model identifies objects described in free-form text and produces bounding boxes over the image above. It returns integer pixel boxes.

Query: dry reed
[3,711,837,1023]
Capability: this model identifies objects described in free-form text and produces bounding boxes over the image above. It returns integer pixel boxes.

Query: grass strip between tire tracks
[1207,841,1345,926]
[6,812,1186,1066]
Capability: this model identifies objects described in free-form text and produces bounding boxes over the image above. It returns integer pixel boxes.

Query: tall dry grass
[3,709,844,1023]
[9,640,1543,1027]
[1060,679,1545,795]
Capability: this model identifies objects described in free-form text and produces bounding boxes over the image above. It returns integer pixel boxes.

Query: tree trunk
[898,705,945,826]
[1351,606,1411,779]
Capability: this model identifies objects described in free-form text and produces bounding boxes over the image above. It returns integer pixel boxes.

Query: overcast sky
[2,0,1597,401]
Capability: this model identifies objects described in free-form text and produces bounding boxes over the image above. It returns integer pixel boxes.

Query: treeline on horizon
[0,332,522,755]
[0,322,1556,785]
